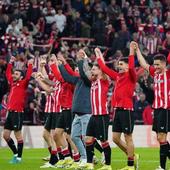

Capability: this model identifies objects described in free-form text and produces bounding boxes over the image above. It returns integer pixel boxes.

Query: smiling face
[12,70,23,82]
[153,59,166,74]
[91,65,102,80]
[117,60,128,73]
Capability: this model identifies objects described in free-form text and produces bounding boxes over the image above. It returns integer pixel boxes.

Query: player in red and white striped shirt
[136,41,170,170]
[35,55,62,168]
[76,49,111,170]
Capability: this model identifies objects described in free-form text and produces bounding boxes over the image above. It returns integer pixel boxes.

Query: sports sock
[127,157,134,166]
[73,152,80,162]
[94,140,103,153]
[6,138,18,155]
[86,141,94,163]
[62,147,71,158]
[160,142,168,169]
[17,140,24,158]
[49,150,58,165]
[57,147,64,160]
[101,142,111,165]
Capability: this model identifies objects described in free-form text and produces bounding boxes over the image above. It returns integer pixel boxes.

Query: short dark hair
[118,57,128,64]
[15,69,25,78]
[153,54,166,62]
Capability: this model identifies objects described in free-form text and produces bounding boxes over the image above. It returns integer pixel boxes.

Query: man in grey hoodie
[59,50,91,168]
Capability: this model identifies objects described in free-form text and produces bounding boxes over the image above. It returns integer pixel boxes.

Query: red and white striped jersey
[44,79,62,113]
[149,66,170,109]
[44,94,53,113]
[91,79,109,116]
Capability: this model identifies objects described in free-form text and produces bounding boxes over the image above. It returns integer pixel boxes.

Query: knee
[112,135,120,144]
[3,132,10,141]
[85,136,94,144]
[157,133,166,143]
[43,131,47,139]
[124,134,133,144]
[85,137,95,147]
[55,129,62,137]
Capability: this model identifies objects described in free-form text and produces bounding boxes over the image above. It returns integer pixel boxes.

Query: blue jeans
[71,114,91,160]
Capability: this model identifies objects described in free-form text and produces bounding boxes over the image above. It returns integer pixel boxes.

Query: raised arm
[6,56,15,84]
[135,42,150,71]
[49,54,64,82]
[76,49,91,86]
[77,60,91,86]
[95,48,118,80]
[57,53,79,77]
[64,63,79,77]
[128,42,137,82]
[35,74,53,93]
[83,57,92,80]
[24,58,33,81]
[59,65,79,85]
[50,63,63,82]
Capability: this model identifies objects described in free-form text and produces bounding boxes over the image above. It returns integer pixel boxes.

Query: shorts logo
[14,125,17,128]
[125,128,128,130]
[160,127,164,129]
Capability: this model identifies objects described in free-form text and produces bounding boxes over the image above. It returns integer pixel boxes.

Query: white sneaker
[42,155,50,161]
[40,162,55,168]
[79,160,87,168]
[155,166,165,170]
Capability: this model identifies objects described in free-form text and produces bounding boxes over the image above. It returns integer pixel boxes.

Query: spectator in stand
[164,16,170,33]
[27,0,41,25]
[92,12,105,46]
[54,8,66,35]
[72,0,85,15]
[80,20,91,38]
[105,24,115,48]
[152,8,160,25]
[0,65,8,103]
[74,11,82,37]
[107,0,121,23]
[162,31,170,52]
[42,1,54,32]
[42,1,56,16]
[134,93,149,124]
[6,20,20,36]
[83,4,93,26]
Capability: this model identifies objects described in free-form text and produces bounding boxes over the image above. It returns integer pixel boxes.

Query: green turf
[0,148,169,170]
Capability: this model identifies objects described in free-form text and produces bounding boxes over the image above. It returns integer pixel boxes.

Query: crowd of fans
[0,0,170,125]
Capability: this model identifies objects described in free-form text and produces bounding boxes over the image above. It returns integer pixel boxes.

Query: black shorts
[44,112,60,131]
[152,108,170,133]
[4,111,23,131]
[86,115,110,141]
[56,109,73,134]
[112,109,134,134]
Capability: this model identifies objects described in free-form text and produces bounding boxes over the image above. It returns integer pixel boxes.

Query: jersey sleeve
[97,58,118,80]
[50,64,64,82]
[149,66,155,77]
[5,63,13,84]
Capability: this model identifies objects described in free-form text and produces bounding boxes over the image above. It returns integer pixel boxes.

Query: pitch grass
[0,148,170,170]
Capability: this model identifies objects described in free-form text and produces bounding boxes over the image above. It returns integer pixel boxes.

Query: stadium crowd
[0,0,170,126]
